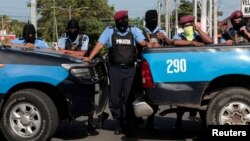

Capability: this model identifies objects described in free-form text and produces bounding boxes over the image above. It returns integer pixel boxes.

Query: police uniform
[142,26,168,46]
[172,15,208,128]
[173,15,204,43]
[98,25,145,123]
[222,10,250,43]
[10,23,49,49]
[58,34,89,51]
[11,38,49,49]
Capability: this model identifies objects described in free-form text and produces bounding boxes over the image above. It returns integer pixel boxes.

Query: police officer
[143,9,171,47]
[126,10,172,135]
[84,10,151,135]
[9,23,49,49]
[58,19,98,135]
[172,15,211,129]
[222,10,250,45]
[58,19,89,54]
[143,9,172,131]
[172,15,213,46]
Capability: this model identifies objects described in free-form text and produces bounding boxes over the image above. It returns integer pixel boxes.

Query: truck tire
[206,87,250,125]
[0,89,58,141]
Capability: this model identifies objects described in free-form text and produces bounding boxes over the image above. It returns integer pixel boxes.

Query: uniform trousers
[108,65,136,121]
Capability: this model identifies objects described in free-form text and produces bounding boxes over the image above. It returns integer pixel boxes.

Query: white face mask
[183,26,194,41]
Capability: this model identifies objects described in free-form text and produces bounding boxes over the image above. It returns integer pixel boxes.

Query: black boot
[175,111,184,130]
[146,114,158,132]
[96,112,109,129]
[124,117,137,137]
[87,116,98,135]
[114,119,124,135]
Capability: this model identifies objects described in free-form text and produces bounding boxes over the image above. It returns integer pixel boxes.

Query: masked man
[172,15,212,129]
[143,9,171,47]
[143,9,172,131]
[8,23,48,49]
[84,10,151,135]
[172,15,213,46]
[58,19,104,135]
[222,10,250,45]
[57,19,89,58]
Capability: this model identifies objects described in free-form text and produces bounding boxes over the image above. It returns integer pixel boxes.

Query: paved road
[49,105,202,141]
[0,106,203,141]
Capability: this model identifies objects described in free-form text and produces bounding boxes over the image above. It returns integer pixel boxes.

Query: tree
[36,0,114,46]
[0,15,24,37]
[0,15,10,34]
[9,20,25,37]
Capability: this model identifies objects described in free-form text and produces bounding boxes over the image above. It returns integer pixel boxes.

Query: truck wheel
[206,87,250,125]
[0,89,58,141]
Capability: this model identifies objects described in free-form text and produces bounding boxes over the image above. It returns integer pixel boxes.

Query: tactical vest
[227,28,250,43]
[65,35,83,51]
[109,28,137,65]
[143,28,164,45]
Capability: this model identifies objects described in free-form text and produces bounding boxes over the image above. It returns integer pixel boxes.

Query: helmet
[133,99,153,117]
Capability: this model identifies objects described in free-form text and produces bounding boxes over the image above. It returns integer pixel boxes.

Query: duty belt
[111,63,135,69]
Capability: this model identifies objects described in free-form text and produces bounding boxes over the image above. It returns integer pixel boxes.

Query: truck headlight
[62,63,92,80]
[70,68,91,79]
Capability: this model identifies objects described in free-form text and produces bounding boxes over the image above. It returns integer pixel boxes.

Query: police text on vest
[116,39,131,45]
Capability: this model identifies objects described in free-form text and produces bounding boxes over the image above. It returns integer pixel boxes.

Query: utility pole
[52,0,58,42]
[200,0,207,32]
[30,0,37,30]
[157,0,162,28]
[193,0,197,23]
[165,0,170,37]
[52,6,88,20]
[175,0,179,35]
[193,0,217,43]
[1,15,3,34]
[213,0,218,44]
[208,0,212,37]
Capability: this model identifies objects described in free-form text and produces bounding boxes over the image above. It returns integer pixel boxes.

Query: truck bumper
[145,82,208,108]
[57,80,95,118]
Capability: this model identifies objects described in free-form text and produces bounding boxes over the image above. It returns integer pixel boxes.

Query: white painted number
[166,59,187,74]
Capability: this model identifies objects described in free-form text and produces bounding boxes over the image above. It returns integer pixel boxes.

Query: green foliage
[0,15,24,38]
[36,0,114,46]
[178,1,194,18]
[1,36,9,45]
[10,20,26,38]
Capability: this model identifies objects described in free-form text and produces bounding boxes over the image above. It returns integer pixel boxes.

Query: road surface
[49,105,202,141]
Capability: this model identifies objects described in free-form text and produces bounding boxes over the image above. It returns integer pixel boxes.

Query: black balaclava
[115,16,129,33]
[231,17,244,32]
[66,19,80,42]
[23,23,36,44]
[145,10,158,32]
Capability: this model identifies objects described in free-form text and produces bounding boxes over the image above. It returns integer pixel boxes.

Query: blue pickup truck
[0,46,107,141]
[142,44,250,125]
